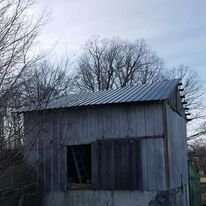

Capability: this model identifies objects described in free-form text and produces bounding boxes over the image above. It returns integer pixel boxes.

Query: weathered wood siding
[24,103,166,192]
[24,112,67,192]
[165,103,188,189]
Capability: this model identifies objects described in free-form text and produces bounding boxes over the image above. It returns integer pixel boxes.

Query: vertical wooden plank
[91,141,98,189]
[44,112,52,192]
[136,105,148,191]
[146,138,157,190]
[102,140,114,189]
[25,113,34,172]
[25,112,38,183]
[107,140,114,189]
[144,104,155,136]
[88,108,97,141]
[141,139,148,190]
[144,104,157,190]
[153,103,163,136]
[111,107,120,138]
[121,139,130,189]
[64,146,67,191]
[98,141,103,189]
[129,139,138,190]
[61,110,74,145]
[136,105,146,136]
[136,105,147,190]
[58,111,67,191]
[50,112,54,191]
[99,141,106,189]
[70,109,75,144]
[175,107,180,187]
[166,104,173,188]
[73,109,80,144]
[155,138,166,190]
[127,105,137,137]
[136,140,143,190]
[37,113,45,189]
[29,112,46,191]
[114,140,128,189]
[114,140,121,189]
[80,108,89,143]
[119,106,128,138]
[153,103,166,190]
[171,105,179,188]
[182,118,188,184]
[52,111,59,191]
[57,112,60,191]
[103,106,113,139]
[97,107,105,139]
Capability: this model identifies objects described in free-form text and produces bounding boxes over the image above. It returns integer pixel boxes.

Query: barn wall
[56,103,164,144]
[24,103,166,192]
[24,103,164,144]
[165,103,188,189]
[24,112,41,165]
[24,111,67,191]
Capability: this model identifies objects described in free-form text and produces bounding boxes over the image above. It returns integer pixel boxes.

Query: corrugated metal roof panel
[18,79,181,112]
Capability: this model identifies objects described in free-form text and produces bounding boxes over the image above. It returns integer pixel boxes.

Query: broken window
[67,144,91,189]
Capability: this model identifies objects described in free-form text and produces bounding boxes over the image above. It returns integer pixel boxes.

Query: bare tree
[188,140,206,176]
[0,58,72,151]
[166,65,206,140]
[75,37,164,92]
[76,38,206,141]
[0,0,47,205]
[166,65,205,118]
[0,0,47,145]
[0,0,45,146]
[0,0,45,104]
[19,59,73,107]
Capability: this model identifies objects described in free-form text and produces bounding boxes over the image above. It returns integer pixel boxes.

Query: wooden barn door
[92,139,142,190]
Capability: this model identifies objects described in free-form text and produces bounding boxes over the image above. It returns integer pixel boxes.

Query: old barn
[19,79,189,206]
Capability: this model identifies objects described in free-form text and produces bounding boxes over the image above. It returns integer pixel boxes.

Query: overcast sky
[34,0,206,80]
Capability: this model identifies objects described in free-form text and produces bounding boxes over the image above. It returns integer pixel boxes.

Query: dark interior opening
[67,144,91,189]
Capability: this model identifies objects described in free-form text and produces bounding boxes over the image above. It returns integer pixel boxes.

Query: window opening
[67,144,91,189]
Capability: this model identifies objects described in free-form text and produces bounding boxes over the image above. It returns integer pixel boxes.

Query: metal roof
[18,79,181,112]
